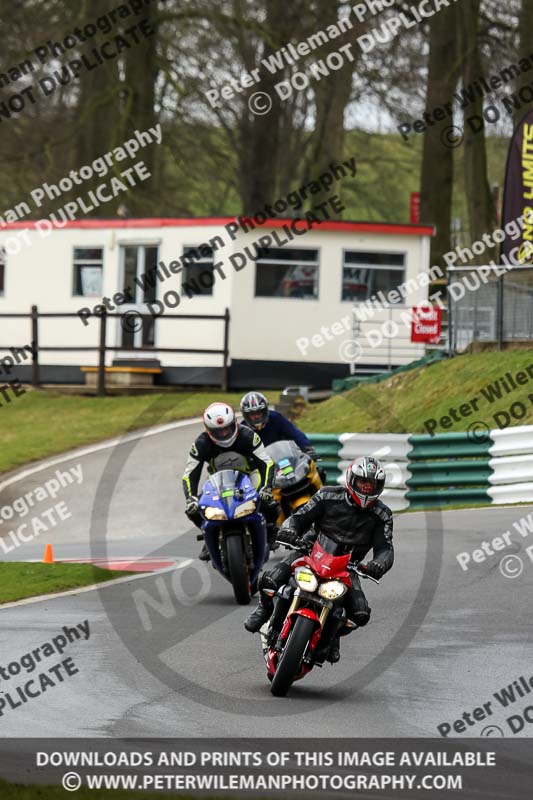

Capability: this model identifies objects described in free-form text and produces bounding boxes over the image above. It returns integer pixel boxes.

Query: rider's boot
[244,595,273,633]
[198,543,210,561]
[327,634,341,663]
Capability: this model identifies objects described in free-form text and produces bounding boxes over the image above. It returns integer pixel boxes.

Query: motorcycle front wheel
[270,615,316,697]
[226,534,251,605]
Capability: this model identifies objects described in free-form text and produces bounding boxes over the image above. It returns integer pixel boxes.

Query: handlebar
[350,564,381,584]
[275,544,381,585]
[275,538,311,552]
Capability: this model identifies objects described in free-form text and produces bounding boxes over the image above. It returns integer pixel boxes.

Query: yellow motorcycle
[266,440,323,526]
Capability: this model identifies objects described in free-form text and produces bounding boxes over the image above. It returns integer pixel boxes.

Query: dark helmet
[345,456,386,509]
[240,391,269,431]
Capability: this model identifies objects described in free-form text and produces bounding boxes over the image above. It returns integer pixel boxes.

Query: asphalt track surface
[1,417,532,738]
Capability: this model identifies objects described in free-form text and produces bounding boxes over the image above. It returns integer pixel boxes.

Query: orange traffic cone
[43,544,54,564]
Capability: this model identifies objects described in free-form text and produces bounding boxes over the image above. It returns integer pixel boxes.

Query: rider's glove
[364,559,385,579]
[185,496,199,516]
[259,487,275,505]
[304,446,318,461]
[277,527,300,547]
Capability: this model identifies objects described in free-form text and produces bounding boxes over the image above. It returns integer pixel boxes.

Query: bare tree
[419,4,460,266]
[459,0,497,257]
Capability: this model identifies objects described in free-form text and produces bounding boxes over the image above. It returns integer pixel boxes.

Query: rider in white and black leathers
[182,402,276,559]
[244,456,394,663]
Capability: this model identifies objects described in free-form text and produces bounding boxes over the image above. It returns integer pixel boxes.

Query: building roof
[0,217,435,236]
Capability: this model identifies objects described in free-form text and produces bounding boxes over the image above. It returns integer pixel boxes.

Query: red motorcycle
[261,532,380,697]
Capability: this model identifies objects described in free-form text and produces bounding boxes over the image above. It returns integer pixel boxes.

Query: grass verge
[0,563,136,604]
[0,389,278,475]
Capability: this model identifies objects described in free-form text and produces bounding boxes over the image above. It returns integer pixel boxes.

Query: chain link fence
[448,266,533,352]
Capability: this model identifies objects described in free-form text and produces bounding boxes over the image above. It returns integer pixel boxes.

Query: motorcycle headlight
[204,507,227,520]
[234,500,256,518]
[295,567,318,593]
[318,580,347,600]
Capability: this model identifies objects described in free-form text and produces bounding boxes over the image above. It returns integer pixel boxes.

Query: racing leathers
[245,485,394,638]
[182,426,276,530]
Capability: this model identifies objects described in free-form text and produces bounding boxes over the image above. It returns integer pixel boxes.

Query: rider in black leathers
[244,456,394,663]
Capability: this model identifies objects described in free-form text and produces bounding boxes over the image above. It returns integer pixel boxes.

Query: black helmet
[240,391,269,431]
[345,456,385,509]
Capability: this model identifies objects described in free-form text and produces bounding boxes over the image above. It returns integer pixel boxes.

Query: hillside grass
[300,350,533,434]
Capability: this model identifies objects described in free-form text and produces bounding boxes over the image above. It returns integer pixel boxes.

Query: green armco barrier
[408,459,490,472]
[407,470,492,487]
[306,433,342,460]
[313,445,342,459]
[406,487,491,510]
[332,350,447,394]
[407,459,491,486]
[407,432,493,500]
[306,433,342,442]
[409,431,494,444]
[304,429,503,509]
[408,432,493,461]
[323,467,341,483]
[408,444,492,459]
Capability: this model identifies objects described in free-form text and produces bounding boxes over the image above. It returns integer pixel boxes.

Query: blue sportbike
[198,469,268,605]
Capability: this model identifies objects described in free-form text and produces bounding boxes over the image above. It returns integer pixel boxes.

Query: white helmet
[203,402,238,448]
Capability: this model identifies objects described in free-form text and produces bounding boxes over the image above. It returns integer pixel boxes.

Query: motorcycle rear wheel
[270,615,316,697]
[226,535,251,605]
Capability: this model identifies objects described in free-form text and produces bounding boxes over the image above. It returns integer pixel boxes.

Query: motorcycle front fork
[268,590,343,654]
[268,587,346,666]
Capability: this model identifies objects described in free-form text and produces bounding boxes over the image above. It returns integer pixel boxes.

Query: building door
[118,245,158,350]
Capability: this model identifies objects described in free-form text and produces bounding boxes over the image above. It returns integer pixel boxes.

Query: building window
[255,247,319,299]
[342,251,406,302]
[73,248,103,296]
[182,246,215,297]
[0,246,5,295]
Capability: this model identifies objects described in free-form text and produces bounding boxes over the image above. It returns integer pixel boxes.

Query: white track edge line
[0,416,202,492]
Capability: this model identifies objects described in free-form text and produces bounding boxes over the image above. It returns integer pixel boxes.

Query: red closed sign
[411,305,441,344]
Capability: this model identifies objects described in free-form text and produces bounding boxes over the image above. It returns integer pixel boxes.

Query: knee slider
[258,572,277,593]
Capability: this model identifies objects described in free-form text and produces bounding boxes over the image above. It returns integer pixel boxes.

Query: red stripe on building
[0,217,435,236]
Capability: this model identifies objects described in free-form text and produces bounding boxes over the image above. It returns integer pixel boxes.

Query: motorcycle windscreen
[202,468,259,520]
[267,440,309,487]
[315,531,353,556]
[204,469,244,510]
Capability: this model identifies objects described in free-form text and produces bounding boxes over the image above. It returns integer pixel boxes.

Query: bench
[80,366,162,387]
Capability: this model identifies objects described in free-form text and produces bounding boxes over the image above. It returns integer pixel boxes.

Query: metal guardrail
[307,427,533,510]
[0,306,231,396]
